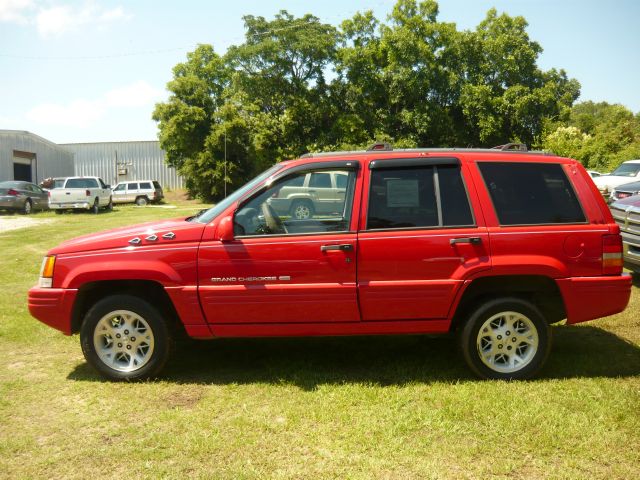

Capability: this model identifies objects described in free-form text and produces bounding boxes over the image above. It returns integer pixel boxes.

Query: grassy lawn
[0,203,638,479]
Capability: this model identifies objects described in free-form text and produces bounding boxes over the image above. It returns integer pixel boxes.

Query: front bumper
[28,287,78,335]
[556,274,632,324]
[620,231,640,272]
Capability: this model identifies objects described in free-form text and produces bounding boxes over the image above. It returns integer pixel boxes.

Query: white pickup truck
[48,177,112,214]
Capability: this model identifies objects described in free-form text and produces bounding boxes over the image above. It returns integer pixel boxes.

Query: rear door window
[478,162,586,225]
[366,163,474,230]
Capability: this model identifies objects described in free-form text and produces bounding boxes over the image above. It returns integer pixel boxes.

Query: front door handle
[321,243,353,252]
[450,237,482,245]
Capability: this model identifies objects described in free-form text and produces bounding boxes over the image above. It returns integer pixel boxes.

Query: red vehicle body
[28,147,632,380]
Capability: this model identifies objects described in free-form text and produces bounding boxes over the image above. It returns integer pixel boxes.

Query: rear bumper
[557,274,632,325]
[49,202,90,210]
[28,287,78,335]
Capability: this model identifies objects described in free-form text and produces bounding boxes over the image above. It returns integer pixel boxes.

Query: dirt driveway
[0,216,52,233]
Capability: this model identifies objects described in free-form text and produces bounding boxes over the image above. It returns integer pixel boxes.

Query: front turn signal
[39,255,56,287]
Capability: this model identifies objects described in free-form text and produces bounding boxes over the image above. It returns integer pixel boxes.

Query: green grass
[0,204,639,479]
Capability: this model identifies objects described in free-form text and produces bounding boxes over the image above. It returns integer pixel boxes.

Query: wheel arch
[450,275,566,331]
[71,280,183,336]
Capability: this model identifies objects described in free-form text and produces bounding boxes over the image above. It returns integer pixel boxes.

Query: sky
[0,0,638,144]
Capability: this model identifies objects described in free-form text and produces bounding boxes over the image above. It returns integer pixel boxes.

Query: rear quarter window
[478,162,586,225]
[140,182,152,189]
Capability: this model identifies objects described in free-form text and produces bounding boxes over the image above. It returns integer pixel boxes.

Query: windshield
[611,163,640,177]
[192,164,284,224]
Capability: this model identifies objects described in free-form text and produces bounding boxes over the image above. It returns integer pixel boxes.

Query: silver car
[269,170,349,219]
[0,181,49,214]
[112,180,164,206]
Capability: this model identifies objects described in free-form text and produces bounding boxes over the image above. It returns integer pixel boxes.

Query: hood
[612,194,640,209]
[594,175,640,190]
[612,180,640,193]
[49,217,207,255]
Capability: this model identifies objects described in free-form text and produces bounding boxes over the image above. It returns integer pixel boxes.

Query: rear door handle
[321,243,353,252]
[450,237,482,245]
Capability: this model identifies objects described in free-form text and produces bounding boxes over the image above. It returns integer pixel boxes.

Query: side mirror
[216,215,234,242]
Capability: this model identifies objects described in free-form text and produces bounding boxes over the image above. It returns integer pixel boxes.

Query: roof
[0,129,71,151]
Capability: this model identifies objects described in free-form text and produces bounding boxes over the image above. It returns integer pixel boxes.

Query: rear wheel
[22,199,32,215]
[459,298,551,380]
[290,200,313,220]
[135,196,148,206]
[80,295,172,381]
[91,198,99,214]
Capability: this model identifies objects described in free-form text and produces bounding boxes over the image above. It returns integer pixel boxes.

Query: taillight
[7,189,19,196]
[602,234,623,275]
[85,189,91,196]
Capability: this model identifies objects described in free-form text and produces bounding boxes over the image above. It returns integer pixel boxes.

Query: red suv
[28,145,632,381]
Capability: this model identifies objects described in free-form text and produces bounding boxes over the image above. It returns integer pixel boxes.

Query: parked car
[48,176,112,214]
[592,160,640,198]
[112,180,164,206]
[0,181,49,214]
[610,180,640,201]
[28,145,632,381]
[268,170,348,219]
[610,194,640,273]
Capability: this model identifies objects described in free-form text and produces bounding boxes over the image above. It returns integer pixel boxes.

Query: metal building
[62,141,184,190]
[0,130,75,183]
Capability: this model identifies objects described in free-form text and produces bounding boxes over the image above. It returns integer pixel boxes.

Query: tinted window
[126,183,139,191]
[66,178,98,188]
[281,174,305,187]
[114,184,125,191]
[611,163,640,177]
[438,166,474,226]
[153,181,161,189]
[140,182,152,189]
[367,167,438,229]
[53,179,65,189]
[309,172,331,188]
[479,162,586,225]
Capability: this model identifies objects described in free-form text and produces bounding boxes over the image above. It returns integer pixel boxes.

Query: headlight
[38,255,56,288]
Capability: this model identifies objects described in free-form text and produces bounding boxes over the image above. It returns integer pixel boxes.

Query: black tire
[135,196,148,206]
[459,297,551,380]
[80,294,173,381]
[91,198,99,214]
[106,197,113,212]
[289,200,314,220]
[55,210,63,215]
[22,199,32,215]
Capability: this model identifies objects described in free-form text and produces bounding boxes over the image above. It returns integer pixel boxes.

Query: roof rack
[492,143,528,152]
[301,146,549,159]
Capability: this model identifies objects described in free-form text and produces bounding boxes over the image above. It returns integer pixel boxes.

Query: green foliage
[154,1,582,200]
[542,101,640,171]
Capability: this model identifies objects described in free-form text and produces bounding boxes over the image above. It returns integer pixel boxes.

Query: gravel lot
[0,216,52,233]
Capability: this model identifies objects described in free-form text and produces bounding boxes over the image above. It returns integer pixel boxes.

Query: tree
[154,1,583,200]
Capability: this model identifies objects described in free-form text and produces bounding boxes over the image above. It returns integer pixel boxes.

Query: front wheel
[80,295,173,381]
[459,298,551,380]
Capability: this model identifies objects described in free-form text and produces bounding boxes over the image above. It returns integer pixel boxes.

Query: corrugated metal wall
[62,141,184,190]
[0,130,75,182]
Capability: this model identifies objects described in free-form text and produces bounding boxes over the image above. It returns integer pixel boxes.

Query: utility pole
[224,124,227,198]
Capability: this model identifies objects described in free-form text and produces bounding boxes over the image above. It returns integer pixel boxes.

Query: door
[198,162,361,324]
[126,182,139,202]
[357,159,491,321]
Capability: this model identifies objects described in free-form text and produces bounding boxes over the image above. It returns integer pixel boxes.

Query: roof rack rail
[367,142,393,152]
[492,143,528,152]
